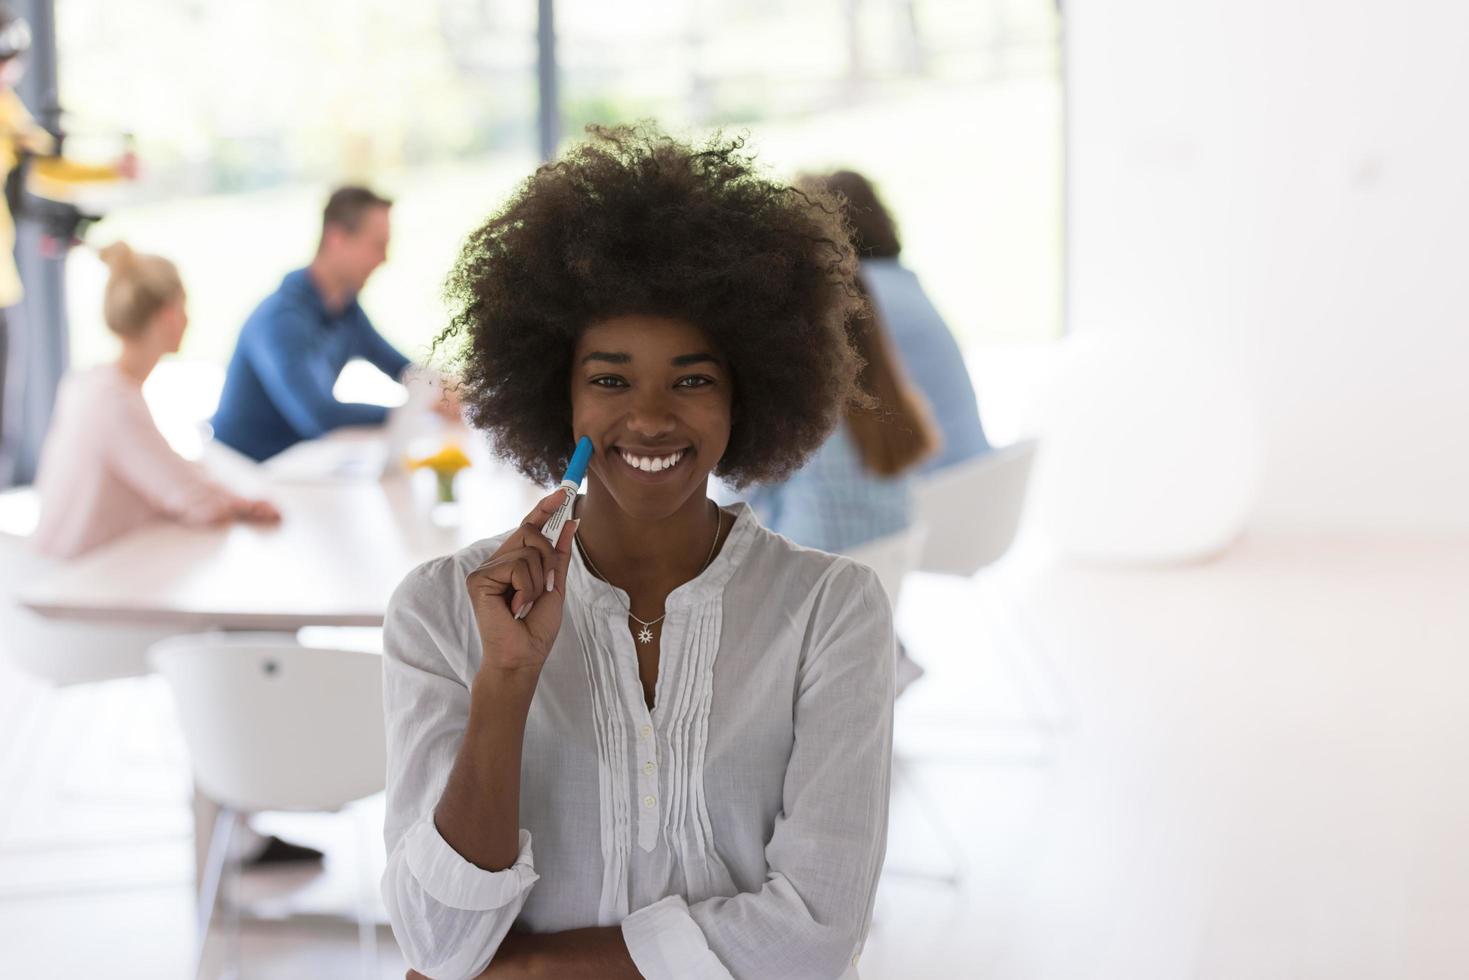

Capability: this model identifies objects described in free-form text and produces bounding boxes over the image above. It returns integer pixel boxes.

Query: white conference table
[15,429,543,631]
[6,428,542,900]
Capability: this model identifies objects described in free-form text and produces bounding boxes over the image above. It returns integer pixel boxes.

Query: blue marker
[540,436,593,545]
[516,438,592,619]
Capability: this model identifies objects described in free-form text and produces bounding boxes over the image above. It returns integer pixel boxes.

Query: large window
[57,0,1061,373]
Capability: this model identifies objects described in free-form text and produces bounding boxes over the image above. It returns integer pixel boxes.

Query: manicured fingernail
[520,600,535,619]
[546,569,556,593]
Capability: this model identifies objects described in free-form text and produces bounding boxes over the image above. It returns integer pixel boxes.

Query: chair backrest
[149,633,386,813]
[0,531,173,686]
[844,522,928,609]
[912,439,1039,577]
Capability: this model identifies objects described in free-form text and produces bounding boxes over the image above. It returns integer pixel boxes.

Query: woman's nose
[625,391,677,438]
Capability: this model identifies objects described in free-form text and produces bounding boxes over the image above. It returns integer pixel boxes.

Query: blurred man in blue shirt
[211,186,450,461]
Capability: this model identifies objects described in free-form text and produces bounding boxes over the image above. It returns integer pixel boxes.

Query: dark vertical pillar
[0,0,67,486]
[536,0,560,162]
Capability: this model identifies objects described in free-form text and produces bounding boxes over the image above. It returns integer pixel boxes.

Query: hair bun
[98,241,136,271]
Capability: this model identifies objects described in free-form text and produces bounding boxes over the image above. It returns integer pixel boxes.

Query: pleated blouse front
[382,503,895,980]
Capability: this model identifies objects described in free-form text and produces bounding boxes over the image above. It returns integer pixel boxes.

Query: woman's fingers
[496,555,544,608]
[552,518,577,584]
[520,490,567,533]
[509,557,542,611]
[556,518,577,559]
[471,548,549,614]
[469,506,576,640]
[525,520,578,634]
[510,490,572,590]
[512,522,560,579]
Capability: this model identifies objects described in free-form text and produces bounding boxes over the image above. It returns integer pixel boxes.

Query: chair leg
[355,803,381,980]
[224,837,243,980]
[195,805,237,980]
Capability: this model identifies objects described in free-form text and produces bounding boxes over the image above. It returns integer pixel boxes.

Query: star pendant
[637,624,655,645]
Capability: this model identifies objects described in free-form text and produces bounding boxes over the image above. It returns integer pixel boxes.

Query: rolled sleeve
[381,549,536,980]
[622,895,734,980]
[405,820,539,912]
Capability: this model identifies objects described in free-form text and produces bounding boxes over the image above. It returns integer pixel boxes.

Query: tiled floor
[4,533,1468,978]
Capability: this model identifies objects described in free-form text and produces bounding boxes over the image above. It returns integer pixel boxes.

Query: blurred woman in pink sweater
[31,243,278,559]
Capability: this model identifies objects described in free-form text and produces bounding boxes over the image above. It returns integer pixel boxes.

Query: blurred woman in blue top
[829,170,989,475]
[746,173,942,553]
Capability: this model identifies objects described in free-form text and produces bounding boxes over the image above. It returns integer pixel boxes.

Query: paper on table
[262,429,390,483]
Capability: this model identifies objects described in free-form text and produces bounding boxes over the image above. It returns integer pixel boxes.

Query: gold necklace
[576,507,724,645]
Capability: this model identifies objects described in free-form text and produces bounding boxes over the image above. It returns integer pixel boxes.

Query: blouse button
[639,725,652,739]
[643,795,657,808]
[643,761,657,775]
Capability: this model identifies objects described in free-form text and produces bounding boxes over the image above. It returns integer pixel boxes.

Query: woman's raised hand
[237,498,281,524]
[465,491,577,675]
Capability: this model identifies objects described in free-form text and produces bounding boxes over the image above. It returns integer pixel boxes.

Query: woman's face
[570,314,733,522]
[151,292,189,353]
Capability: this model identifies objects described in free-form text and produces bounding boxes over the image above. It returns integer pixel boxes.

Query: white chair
[845,523,929,699]
[912,439,1039,576]
[843,521,928,609]
[908,442,1061,730]
[846,520,969,887]
[149,632,387,980]
[908,440,1057,726]
[884,443,1049,888]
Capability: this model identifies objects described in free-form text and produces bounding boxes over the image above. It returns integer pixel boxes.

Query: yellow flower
[406,443,473,478]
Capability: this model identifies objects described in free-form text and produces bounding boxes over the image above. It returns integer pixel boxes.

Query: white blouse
[381,502,894,980]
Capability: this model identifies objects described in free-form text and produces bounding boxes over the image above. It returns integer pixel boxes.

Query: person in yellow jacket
[0,4,134,484]
[0,6,134,308]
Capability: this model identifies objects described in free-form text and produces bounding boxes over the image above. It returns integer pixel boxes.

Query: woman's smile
[611,444,693,482]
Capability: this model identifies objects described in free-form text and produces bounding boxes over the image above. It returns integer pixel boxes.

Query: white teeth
[619,448,685,472]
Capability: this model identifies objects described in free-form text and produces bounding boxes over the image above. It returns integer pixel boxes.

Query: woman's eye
[590,376,627,388]
[676,376,714,389]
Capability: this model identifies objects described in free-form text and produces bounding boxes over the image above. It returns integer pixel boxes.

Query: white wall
[1066,0,1469,533]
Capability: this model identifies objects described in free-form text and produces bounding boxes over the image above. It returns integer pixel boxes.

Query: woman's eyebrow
[671,352,721,367]
[580,351,631,365]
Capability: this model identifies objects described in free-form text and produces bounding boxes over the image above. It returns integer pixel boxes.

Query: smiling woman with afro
[438,123,867,488]
[383,123,896,980]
